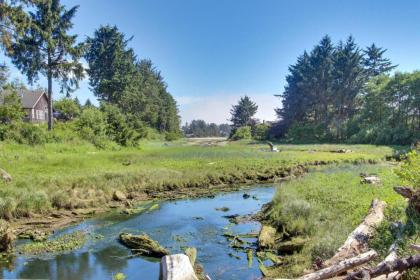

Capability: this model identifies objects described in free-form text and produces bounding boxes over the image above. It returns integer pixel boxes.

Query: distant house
[0,89,49,123]
[21,90,49,123]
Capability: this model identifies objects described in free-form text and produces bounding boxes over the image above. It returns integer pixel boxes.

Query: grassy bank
[262,163,417,278]
[0,139,398,220]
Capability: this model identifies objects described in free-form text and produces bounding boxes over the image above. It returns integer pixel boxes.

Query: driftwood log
[296,250,378,280]
[344,254,420,280]
[324,199,386,266]
[160,254,198,280]
[372,243,401,280]
[0,168,12,182]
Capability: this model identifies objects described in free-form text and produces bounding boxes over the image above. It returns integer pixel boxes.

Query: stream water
[0,185,276,280]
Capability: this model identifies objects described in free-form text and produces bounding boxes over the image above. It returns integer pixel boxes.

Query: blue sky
[1,0,419,124]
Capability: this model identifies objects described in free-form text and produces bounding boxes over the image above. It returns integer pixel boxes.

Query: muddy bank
[5,158,378,251]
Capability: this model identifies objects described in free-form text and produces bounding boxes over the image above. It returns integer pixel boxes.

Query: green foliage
[101,103,139,146]
[182,120,231,137]
[0,122,48,145]
[396,151,420,188]
[165,131,181,141]
[253,123,270,140]
[0,90,24,123]
[54,98,81,121]
[85,26,180,134]
[75,107,109,148]
[230,126,252,140]
[275,35,416,145]
[6,0,85,130]
[230,96,258,130]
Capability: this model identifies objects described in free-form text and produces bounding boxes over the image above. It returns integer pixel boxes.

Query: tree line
[273,35,419,145]
[0,0,180,139]
[182,120,231,138]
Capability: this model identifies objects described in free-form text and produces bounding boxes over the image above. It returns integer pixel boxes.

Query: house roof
[0,89,48,109]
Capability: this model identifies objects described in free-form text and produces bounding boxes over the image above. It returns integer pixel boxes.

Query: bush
[230,126,252,140]
[396,151,420,188]
[253,123,270,140]
[0,90,24,124]
[54,98,81,121]
[286,123,331,143]
[75,108,108,148]
[165,131,181,141]
[0,122,48,145]
[101,104,139,146]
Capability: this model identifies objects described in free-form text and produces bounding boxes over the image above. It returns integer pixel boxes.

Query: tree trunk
[296,250,378,280]
[344,254,420,280]
[47,54,53,131]
[160,254,198,280]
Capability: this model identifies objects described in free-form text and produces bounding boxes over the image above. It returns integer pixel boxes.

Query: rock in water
[258,225,277,250]
[0,220,14,252]
[160,254,198,280]
[113,190,126,201]
[119,233,169,257]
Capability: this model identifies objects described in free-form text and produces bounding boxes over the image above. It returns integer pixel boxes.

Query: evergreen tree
[84,98,93,108]
[229,96,258,130]
[6,0,84,130]
[363,44,396,77]
[84,25,137,103]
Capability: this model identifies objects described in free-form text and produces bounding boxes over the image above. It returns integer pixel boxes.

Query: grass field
[262,163,413,278]
[0,139,400,220]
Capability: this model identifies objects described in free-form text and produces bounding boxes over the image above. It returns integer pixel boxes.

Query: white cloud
[177,92,280,124]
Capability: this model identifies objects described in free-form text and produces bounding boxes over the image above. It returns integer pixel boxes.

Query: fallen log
[0,168,12,182]
[297,250,378,280]
[119,232,169,257]
[324,199,386,266]
[393,186,414,199]
[344,254,420,280]
[372,244,401,280]
[160,254,198,280]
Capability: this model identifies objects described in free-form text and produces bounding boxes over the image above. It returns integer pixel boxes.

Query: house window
[31,109,35,119]
[36,110,45,120]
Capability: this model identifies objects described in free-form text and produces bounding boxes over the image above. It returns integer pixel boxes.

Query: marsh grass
[264,164,407,278]
[0,140,398,219]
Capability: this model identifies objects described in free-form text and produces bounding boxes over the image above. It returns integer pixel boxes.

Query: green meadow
[0,140,399,219]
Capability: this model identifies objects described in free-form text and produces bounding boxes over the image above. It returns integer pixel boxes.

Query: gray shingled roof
[0,89,47,109]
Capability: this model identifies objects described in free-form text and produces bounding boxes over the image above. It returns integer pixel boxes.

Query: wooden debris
[324,199,386,266]
[160,254,198,280]
[267,141,279,152]
[297,250,378,280]
[361,176,381,185]
[0,168,12,182]
[394,186,420,213]
[344,254,420,280]
[119,233,169,257]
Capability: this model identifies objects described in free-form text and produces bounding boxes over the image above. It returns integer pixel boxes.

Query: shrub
[0,90,24,124]
[230,126,252,140]
[165,131,181,141]
[0,122,48,145]
[396,151,420,188]
[54,98,81,121]
[101,104,139,146]
[75,108,109,148]
[253,123,270,140]
[286,123,332,143]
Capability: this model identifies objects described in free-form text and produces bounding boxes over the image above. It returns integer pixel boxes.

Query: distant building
[0,89,49,123]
